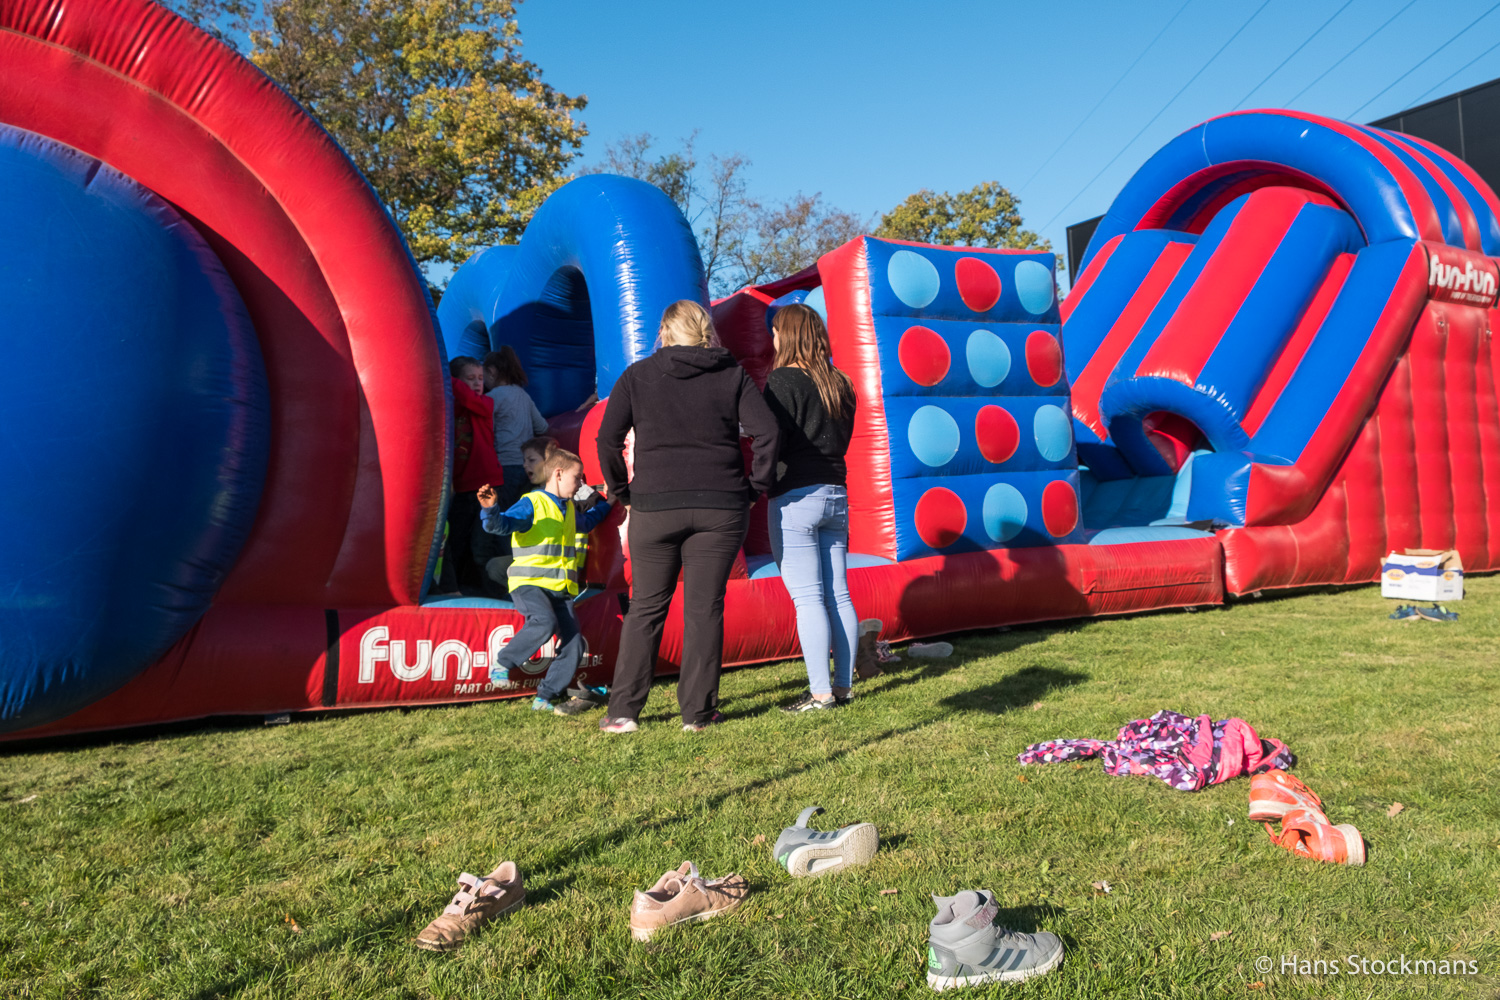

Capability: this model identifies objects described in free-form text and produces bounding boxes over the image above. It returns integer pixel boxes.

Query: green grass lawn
[2,578,1498,999]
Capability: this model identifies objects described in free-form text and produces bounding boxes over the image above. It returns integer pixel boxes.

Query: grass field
[2,577,1498,999]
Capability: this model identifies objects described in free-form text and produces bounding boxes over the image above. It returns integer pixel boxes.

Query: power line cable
[1405,35,1500,107]
[1038,0,1272,234]
[1348,2,1500,119]
[1017,0,1193,196]
[1280,0,1419,106]
[1232,0,1356,110]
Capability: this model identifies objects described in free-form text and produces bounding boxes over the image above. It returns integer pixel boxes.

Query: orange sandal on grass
[1265,807,1366,866]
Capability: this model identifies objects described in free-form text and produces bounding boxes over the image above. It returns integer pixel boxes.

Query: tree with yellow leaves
[172,0,587,268]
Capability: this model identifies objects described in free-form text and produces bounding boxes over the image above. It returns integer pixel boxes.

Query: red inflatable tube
[0,0,446,607]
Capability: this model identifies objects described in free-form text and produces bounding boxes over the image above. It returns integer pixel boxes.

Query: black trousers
[446,490,483,589]
[608,506,747,725]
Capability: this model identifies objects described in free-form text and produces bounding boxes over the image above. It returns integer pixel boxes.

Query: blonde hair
[657,300,720,349]
[541,447,584,481]
[773,303,854,419]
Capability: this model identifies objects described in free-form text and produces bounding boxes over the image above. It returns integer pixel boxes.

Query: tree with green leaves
[171,0,587,268]
[876,181,1049,250]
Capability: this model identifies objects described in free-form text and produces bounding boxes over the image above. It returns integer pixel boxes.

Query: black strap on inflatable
[321,609,340,708]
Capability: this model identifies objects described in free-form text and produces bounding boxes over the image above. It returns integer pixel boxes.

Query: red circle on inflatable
[1026,330,1064,387]
[898,326,950,386]
[955,257,1002,312]
[975,405,1020,463]
[914,488,967,548]
[1041,479,1080,537]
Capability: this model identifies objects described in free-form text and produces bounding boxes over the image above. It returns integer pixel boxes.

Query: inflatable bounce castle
[3,0,1498,740]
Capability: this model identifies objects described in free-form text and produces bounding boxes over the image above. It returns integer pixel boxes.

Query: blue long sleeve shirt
[479,491,613,537]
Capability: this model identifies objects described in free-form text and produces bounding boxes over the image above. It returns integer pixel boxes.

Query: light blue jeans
[770,484,858,696]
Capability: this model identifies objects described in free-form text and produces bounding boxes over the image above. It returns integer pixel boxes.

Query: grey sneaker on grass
[772,806,879,877]
[925,890,1063,991]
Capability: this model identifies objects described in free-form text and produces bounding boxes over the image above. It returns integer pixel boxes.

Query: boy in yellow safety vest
[477,448,613,715]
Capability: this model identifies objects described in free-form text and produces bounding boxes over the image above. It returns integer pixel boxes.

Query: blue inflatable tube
[0,124,270,731]
[441,176,707,416]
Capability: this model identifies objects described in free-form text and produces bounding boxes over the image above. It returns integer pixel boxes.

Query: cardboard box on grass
[1381,549,1464,602]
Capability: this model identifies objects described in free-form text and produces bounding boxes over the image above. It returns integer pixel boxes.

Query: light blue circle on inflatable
[1014,260,1055,314]
[965,329,1012,387]
[1034,404,1073,462]
[888,250,940,308]
[982,484,1028,542]
[908,405,960,467]
[804,285,827,320]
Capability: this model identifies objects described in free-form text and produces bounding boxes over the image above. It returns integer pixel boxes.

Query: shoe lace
[678,862,709,895]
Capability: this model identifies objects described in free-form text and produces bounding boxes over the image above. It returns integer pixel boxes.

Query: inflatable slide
[1,0,1496,739]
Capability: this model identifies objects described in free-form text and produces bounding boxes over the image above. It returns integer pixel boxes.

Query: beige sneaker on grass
[629,861,748,941]
[415,861,525,952]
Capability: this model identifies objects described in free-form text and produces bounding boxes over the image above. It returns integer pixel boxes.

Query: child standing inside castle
[478,448,612,715]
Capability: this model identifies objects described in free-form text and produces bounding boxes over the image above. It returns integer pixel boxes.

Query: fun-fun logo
[1428,255,1498,304]
[357,625,560,690]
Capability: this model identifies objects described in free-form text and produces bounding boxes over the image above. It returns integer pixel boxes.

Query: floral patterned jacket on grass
[1017,710,1295,791]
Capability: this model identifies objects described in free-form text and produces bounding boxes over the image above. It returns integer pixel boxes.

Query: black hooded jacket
[597,346,780,511]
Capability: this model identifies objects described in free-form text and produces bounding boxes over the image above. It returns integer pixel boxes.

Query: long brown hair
[772,303,853,419]
[483,345,528,388]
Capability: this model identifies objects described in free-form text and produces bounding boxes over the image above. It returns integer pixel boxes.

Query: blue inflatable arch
[1081,111,1453,273]
[440,176,708,416]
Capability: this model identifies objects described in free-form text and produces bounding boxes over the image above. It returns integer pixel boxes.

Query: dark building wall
[1370,76,1500,195]
[1066,215,1102,284]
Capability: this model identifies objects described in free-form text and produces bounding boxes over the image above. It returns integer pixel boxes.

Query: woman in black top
[761,302,859,712]
[596,300,779,732]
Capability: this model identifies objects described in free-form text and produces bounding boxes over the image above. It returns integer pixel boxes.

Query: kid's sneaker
[599,717,638,734]
[628,862,748,941]
[772,806,879,877]
[1386,605,1420,622]
[414,862,525,952]
[567,683,609,705]
[1247,769,1324,822]
[1415,603,1458,623]
[925,889,1063,990]
[1266,807,1366,866]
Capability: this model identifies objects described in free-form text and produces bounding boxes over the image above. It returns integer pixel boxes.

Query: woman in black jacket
[596,300,779,732]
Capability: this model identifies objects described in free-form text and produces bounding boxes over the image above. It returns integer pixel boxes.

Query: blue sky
[518,0,1500,282]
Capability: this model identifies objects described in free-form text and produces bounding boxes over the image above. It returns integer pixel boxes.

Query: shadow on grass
[938,666,1088,715]
[993,902,1067,935]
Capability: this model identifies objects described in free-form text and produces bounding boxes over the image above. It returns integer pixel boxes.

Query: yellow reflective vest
[509,492,580,596]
